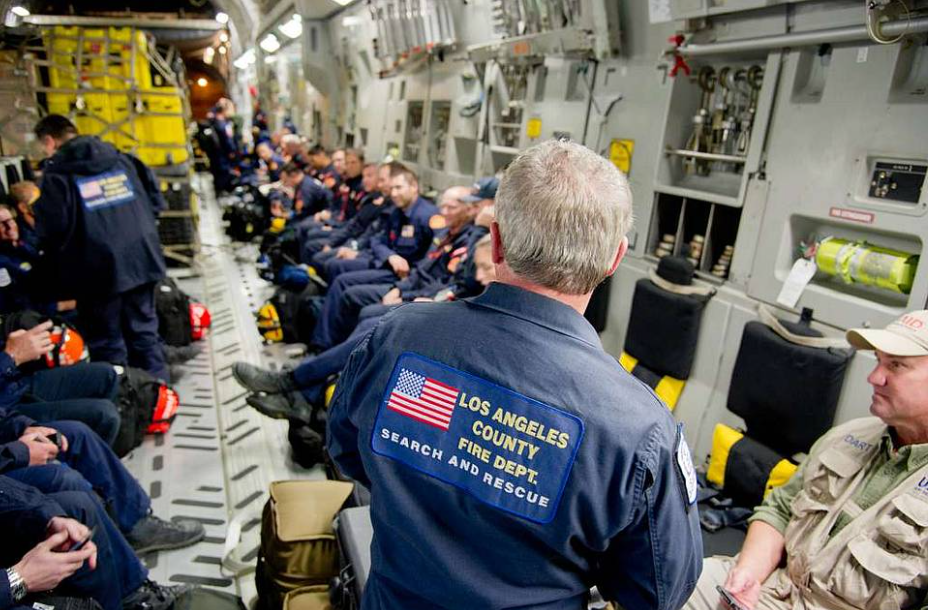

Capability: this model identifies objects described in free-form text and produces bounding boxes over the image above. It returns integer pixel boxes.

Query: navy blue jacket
[394,223,477,301]
[36,136,166,298]
[293,176,334,217]
[329,192,393,248]
[0,350,34,474]
[0,241,55,316]
[370,197,439,267]
[328,283,702,610]
[0,475,67,609]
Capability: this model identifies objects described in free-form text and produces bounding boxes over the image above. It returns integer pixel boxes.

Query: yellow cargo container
[39,25,190,167]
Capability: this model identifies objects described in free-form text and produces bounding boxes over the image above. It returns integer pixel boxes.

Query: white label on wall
[649,0,673,24]
[777,259,818,309]
[857,47,869,63]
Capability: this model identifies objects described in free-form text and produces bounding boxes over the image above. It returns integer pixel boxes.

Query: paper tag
[856,47,869,63]
[777,259,817,308]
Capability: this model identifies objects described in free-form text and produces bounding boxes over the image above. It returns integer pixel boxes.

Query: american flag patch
[79,180,103,199]
[387,368,460,431]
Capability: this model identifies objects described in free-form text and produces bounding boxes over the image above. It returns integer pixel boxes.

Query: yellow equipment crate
[39,25,189,167]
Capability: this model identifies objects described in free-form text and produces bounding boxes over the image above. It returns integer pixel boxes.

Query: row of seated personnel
[236,159,499,421]
[0,322,207,609]
[253,140,926,610]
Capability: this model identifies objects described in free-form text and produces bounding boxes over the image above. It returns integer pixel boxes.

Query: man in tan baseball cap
[684,310,928,610]
[846,310,928,357]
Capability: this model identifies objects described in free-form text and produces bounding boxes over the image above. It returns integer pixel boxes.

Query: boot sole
[232,366,287,394]
[246,397,312,424]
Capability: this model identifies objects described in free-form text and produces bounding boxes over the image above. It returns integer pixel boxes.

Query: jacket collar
[468,282,602,349]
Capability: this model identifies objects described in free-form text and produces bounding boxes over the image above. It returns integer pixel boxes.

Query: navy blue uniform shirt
[36,136,166,299]
[328,282,703,610]
[394,223,476,301]
[294,175,334,217]
[370,197,439,267]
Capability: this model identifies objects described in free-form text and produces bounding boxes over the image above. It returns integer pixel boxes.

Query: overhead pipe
[679,16,928,57]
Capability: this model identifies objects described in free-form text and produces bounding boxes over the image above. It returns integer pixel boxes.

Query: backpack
[254,480,353,610]
[155,278,192,347]
[112,366,149,457]
[255,284,321,344]
[111,366,180,457]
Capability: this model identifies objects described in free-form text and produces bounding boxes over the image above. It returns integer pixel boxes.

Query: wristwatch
[6,567,26,602]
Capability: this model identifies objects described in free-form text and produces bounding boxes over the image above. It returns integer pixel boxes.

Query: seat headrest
[656,256,695,286]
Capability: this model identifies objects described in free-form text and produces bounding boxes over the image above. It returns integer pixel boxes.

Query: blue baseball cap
[461,177,499,203]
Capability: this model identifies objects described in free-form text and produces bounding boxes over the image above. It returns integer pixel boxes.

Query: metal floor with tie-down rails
[120,174,325,605]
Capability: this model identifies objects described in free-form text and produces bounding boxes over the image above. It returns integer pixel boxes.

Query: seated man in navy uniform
[0,205,74,317]
[279,163,333,219]
[327,140,703,609]
[8,182,40,250]
[33,115,169,381]
[0,475,191,610]
[311,165,440,349]
[299,162,382,264]
[255,142,285,183]
[311,184,473,350]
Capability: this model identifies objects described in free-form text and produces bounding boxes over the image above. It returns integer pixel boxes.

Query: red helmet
[189,302,211,340]
[44,324,90,368]
[147,385,180,434]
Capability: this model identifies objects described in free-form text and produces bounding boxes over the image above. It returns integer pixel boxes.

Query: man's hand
[381,288,403,306]
[336,248,359,260]
[4,321,54,366]
[46,518,93,563]
[56,300,77,312]
[388,255,410,279]
[19,434,58,465]
[322,245,332,253]
[13,530,96,594]
[724,566,761,610]
[24,426,67,452]
[314,210,332,222]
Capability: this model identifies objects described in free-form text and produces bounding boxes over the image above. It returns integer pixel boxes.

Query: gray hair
[495,139,633,294]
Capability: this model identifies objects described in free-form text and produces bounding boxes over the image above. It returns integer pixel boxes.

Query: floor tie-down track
[122,175,324,604]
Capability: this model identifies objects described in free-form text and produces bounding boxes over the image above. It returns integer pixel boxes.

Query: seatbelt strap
[648,268,716,298]
[756,305,850,350]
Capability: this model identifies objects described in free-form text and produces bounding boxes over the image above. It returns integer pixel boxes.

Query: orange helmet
[189,302,211,341]
[44,324,90,368]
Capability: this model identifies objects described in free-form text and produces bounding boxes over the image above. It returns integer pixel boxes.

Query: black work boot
[246,391,313,422]
[122,580,193,610]
[126,514,205,554]
[232,362,297,394]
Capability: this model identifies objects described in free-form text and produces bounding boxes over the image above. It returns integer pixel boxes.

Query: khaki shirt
[750,419,928,610]
[751,427,928,536]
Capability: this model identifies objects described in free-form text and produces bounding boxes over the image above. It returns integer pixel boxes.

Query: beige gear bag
[255,480,354,610]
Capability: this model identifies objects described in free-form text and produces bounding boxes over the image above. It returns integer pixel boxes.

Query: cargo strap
[648,268,716,298]
[221,507,264,577]
[757,305,850,350]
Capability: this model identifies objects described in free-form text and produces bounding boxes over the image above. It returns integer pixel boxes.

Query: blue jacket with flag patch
[369,197,439,268]
[327,282,703,610]
[35,136,166,298]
